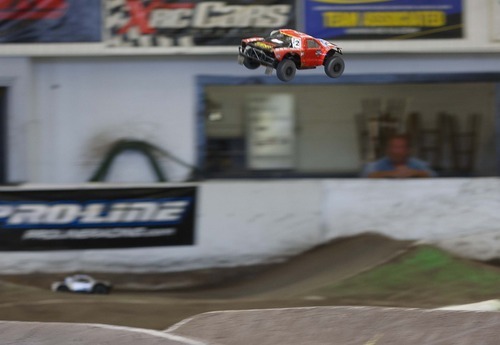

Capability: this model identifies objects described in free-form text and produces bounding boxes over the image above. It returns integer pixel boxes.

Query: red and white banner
[0,0,101,43]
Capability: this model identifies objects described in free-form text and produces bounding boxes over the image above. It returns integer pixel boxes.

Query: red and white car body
[238,29,344,82]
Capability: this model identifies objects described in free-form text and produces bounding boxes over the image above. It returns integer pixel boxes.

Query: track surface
[0,233,465,330]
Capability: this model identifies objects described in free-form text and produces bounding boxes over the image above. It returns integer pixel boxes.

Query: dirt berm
[2,233,500,329]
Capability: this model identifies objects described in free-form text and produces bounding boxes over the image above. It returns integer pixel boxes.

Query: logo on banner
[106,0,295,47]
[0,199,191,228]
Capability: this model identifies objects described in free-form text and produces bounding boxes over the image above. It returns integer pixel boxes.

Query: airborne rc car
[238,29,344,82]
[51,274,112,294]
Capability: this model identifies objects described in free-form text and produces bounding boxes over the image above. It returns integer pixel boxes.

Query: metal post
[495,84,500,175]
[0,88,6,184]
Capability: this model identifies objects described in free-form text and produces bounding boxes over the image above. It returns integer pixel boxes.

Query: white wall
[17,53,500,184]
[0,0,496,185]
[32,56,283,184]
[33,57,201,183]
[0,0,498,274]
[1,178,500,274]
[0,181,324,273]
[323,178,500,260]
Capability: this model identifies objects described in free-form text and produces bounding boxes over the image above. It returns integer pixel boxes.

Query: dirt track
[1,233,498,330]
[179,232,414,299]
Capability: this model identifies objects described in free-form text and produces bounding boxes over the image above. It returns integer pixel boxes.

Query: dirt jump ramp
[167,306,500,345]
[0,321,207,345]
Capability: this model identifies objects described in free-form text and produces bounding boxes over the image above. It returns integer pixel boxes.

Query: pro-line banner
[106,0,296,47]
[0,0,101,43]
[305,0,463,41]
[0,186,197,251]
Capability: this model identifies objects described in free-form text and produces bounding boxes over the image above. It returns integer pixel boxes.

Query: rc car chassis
[238,29,344,82]
[51,274,112,294]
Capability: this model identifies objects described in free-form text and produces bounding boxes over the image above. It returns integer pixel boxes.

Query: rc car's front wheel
[276,59,296,82]
[243,57,260,70]
[324,56,345,78]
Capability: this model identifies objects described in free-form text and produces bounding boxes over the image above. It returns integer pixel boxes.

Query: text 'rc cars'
[51,274,112,294]
[238,29,345,82]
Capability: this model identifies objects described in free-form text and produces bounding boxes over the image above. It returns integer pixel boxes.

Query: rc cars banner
[0,186,197,251]
[106,0,296,47]
[305,0,463,40]
[0,0,101,43]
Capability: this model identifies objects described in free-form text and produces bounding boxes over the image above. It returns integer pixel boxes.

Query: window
[307,39,320,48]
[200,75,500,178]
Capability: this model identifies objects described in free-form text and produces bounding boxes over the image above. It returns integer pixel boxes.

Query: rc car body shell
[51,274,112,294]
[238,29,344,81]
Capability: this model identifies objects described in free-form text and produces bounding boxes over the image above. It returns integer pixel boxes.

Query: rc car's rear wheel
[56,285,69,292]
[276,59,296,82]
[92,284,110,294]
[324,56,345,78]
[243,57,260,70]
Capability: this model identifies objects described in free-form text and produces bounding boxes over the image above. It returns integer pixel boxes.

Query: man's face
[387,138,410,165]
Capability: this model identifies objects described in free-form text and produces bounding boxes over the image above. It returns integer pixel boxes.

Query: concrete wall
[0,0,498,273]
[1,178,500,274]
[13,53,500,184]
[0,1,497,184]
[323,178,500,260]
[0,181,324,274]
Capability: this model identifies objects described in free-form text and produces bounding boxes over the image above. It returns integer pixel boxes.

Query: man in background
[362,134,436,178]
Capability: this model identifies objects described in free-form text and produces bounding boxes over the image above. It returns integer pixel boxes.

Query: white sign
[246,94,295,170]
